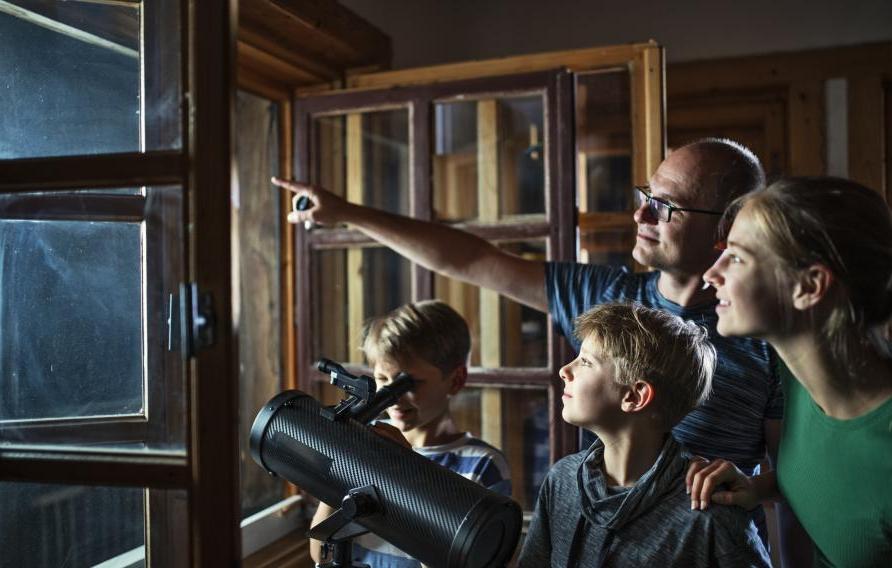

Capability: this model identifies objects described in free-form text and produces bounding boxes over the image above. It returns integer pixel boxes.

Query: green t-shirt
[777,364,892,567]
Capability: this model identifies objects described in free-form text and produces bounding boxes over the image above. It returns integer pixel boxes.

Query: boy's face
[558,336,627,431]
[372,355,462,436]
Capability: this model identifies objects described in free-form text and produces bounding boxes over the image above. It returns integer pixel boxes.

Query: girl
[690,177,892,567]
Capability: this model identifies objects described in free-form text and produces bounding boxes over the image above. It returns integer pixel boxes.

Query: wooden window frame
[0,1,241,566]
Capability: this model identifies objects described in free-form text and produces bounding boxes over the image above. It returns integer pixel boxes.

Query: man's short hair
[574,303,715,427]
[361,300,471,374]
[684,137,766,208]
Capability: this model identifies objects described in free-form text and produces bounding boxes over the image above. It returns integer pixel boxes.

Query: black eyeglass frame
[633,185,724,222]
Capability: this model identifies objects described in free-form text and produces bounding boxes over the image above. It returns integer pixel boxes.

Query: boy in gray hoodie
[518,303,770,568]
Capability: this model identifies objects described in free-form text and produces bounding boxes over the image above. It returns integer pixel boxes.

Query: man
[274,138,798,559]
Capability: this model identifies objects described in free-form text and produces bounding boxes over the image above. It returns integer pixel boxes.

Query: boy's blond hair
[574,303,715,427]
[361,300,470,374]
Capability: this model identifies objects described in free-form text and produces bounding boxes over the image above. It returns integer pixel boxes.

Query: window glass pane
[0,482,188,568]
[434,239,548,368]
[433,95,545,223]
[0,0,181,158]
[576,70,632,214]
[312,247,412,365]
[0,186,186,452]
[313,109,410,216]
[451,386,549,511]
[0,219,143,420]
[234,91,284,516]
[579,222,635,267]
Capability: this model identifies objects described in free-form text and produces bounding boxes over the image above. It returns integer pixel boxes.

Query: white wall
[340,0,892,68]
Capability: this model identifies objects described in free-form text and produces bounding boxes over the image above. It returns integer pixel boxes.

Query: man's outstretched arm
[275,178,549,313]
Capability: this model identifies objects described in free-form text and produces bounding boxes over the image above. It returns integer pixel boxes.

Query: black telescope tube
[352,372,415,424]
[249,390,521,568]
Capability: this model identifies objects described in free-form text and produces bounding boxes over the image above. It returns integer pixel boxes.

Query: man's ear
[447,366,468,395]
[621,380,655,413]
[792,264,834,311]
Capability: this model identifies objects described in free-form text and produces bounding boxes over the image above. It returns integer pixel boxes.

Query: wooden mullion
[412,97,433,300]
[294,102,313,393]
[0,194,146,222]
[548,70,580,461]
[188,0,240,565]
[280,99,297,393]
[0,450,189,489]
[0,151,183,193]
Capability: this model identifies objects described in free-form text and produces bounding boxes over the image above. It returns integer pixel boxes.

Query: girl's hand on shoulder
[685,456,760,511]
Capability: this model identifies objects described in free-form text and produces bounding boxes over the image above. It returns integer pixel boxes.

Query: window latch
[169,283,216,359]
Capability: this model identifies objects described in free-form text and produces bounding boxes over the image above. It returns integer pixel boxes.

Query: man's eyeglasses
[633,186,724,223]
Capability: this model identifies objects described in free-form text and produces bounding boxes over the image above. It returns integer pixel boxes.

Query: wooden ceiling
[238,0,392,91]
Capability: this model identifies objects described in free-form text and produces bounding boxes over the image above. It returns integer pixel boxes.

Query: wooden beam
[632,46,665,184]
[0,151,182,193]
[669,42,892,96]
[238,41,323,88]
[189,0,240,565]
[348,43,657,90]
[0,449,189,489]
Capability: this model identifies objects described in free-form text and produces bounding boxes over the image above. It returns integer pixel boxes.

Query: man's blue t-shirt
[547,262,783,475]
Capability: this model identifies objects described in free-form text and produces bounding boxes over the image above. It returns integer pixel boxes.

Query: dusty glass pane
[433,239,548,368]
[0,1,181,158]
[0,219,143,420]
[312,247,412,365]
[0,482,188,568]
[234,91,284,516]
[579,223,636,267]
[576,70,633,213]
[313,109,410,216]
[451,386,550,511]
[433,95,545,222]
[0,186,187,452]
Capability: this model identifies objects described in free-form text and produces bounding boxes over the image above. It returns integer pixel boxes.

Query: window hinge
[168,283,216,359]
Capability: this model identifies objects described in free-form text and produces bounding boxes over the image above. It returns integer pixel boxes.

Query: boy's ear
[621,380,655,413]
[447,366,468,395]
[792,263,834,311]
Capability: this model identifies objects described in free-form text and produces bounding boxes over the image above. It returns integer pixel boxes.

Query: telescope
[250,358,522,568]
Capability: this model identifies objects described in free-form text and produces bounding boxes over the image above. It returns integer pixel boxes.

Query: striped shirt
[546,262,784,475]
[352,433,511,568]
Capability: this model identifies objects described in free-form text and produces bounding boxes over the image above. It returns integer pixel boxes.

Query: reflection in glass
[312,247,412,365]
[0,482,188,568]
[451,386,550,510]
[575,70,632,213]
[0,219,143,421]
[580,225,636,267]
[433,240,547,368]
[433,96,544,222]
[0,1,181,158]
[313,109,410,216]
[0,186,187,452]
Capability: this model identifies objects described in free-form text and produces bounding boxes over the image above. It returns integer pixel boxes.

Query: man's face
[558,337,627,431]
[632,148,724,276]
[372,355,460,435]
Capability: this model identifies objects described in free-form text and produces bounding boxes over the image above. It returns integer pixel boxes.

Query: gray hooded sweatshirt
[518,436,771,568]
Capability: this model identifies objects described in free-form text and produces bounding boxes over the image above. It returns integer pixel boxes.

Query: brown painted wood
[0,152,183,193]
[0,449,189,488]
[188,0,240,565]
[0,193,145,221]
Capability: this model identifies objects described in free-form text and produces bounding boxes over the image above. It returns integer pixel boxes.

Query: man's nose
[633,200,657,225]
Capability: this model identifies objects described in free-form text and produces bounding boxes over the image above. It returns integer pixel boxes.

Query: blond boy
[309,300,510,567]
[519,303,769,567]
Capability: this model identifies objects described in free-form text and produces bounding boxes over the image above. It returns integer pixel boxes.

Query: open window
[293,44,665,514]
[0,0,238,565]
